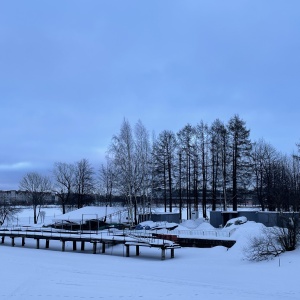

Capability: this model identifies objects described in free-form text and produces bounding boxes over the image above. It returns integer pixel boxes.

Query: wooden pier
[0,227,180,260]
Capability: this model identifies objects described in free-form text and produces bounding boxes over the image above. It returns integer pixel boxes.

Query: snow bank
[181,218,207,229]
[228,221,266,259]
[195,221,215,230]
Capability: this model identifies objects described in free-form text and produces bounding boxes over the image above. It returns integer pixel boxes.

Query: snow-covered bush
[244,214,300,261]
[244,227,284,261]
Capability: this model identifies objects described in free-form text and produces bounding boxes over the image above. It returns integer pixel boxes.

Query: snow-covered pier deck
[0,227,180,260]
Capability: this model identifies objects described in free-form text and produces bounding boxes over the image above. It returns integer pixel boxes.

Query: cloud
[0,162,33,171]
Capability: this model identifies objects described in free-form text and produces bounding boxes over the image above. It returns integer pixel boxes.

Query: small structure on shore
[138,212,180,224]
[210,210,300,228]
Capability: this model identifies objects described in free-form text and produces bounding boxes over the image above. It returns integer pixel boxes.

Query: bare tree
[277,213,300,251]
[269,154,292,211]
[53,162,75,214]
[99,155,115,207]
[251,139,272,211]
[109,119,152,223]
[196,120,209,218]
[19,172,52,224]
[291,154,300,211]
[0,194,21,225]
[228,115,252,211]
[134,120,152,214]
[177,124,196,219]
[74,159,95,209]
[209,120,220,211]
[110,119,136,222]
[152,130,177,212]
[209,119,229,211]
[219,123,230,210]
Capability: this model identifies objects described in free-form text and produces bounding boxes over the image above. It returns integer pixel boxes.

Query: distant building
[0,190,58,205]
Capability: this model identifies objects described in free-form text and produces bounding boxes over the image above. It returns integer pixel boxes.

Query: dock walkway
[0,227,180,260]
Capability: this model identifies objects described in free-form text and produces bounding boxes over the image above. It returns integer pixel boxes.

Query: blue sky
[1,0,300,190]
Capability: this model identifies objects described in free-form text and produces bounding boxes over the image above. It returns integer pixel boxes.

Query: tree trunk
[33,205,37,224]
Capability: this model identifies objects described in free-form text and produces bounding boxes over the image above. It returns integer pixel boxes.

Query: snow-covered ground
[1,207,300,299]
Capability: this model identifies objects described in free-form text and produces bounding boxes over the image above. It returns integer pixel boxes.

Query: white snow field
[1,208,300,300]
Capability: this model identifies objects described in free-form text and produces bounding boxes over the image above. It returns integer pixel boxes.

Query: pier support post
[45,240,49,248]
[81,241,85,251]
[22,237,25,246]
[93,242,97,254]
[36,239,40,249]
[171,248,174,258]
[125,245,130,257]
[62,241,65,252]
[136,245,140,256]
[161,248,165,260]
[73,241,77,251]
[1,236,4,244]
[11,237,15,247]
[101,242,106,254]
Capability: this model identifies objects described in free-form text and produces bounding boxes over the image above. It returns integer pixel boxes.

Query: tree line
[10,114,300,224]
[104,115,300,221]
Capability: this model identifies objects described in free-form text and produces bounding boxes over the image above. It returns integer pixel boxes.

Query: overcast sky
[1,0,300,190]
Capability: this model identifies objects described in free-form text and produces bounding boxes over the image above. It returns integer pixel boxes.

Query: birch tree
[134,120,151,214]
[110,119,136,223]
